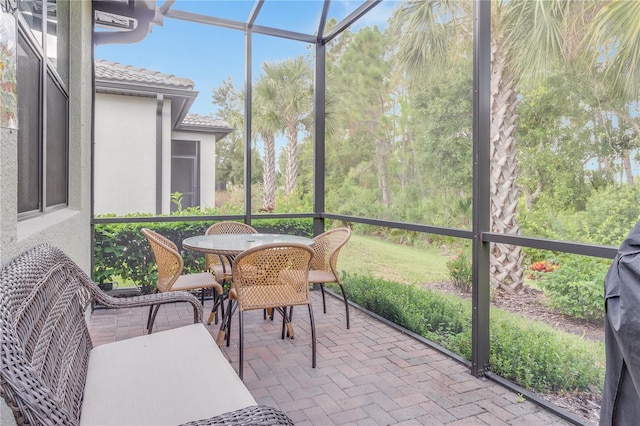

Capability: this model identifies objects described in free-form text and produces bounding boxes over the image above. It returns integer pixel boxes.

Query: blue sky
[96,0,398,117]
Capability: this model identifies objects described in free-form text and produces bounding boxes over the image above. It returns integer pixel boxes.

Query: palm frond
[389,0,470,77]
[588,0,640,100]
[499,0,574,82]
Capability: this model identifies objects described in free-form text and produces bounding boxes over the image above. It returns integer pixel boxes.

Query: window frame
[16,3,69,220]
[171,139,201,212]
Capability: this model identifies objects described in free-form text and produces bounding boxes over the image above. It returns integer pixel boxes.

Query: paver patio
[88,290,573,425]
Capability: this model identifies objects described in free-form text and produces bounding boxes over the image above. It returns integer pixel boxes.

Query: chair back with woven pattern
[1,244,95,425]
[231,243,313,312]
[141,228,184,293]
[204,222,257,273]
[310,228,351,282]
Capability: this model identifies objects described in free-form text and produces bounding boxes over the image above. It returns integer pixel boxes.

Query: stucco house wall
[93,60,232,216]
[94,93,161,215]
[0,1,93,270]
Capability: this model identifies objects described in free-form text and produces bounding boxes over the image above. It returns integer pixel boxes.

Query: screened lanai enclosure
[90,0,640,424]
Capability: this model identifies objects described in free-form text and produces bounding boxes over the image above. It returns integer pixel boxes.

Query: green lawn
[109,233,451,289]
[336,234,450,285]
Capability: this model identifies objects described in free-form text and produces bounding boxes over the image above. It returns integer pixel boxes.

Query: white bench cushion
[80,323,255,425]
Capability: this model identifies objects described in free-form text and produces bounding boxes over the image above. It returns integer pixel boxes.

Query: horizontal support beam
[251,24,316,43]
[321,213,474,239]
[92,214,618,260]
[482,232,618,259]
[92,214,246,225]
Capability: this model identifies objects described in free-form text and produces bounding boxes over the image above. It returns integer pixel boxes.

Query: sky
[96,0,398,117]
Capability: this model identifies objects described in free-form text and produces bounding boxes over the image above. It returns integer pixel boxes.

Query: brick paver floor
[88,290,574,425]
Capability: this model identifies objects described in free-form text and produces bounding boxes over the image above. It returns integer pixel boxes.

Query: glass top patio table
[182,233,314,256]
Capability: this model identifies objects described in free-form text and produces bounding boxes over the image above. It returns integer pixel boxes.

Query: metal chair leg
[146,304,154,330]
[207,297,216,325]
[320,283,327,313]
[146,289,159,331]
[238,310,244,380]
[308,304,316,368]
[215,297,232,346]
[339,283,350,329]
[147,304,161,334]
[288,306,294,338]
[218,292,225,323]
[208,292,224,325]
[226,299,235,347]
[278,306,294,339]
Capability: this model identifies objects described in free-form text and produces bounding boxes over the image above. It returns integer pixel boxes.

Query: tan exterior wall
[95,94,216,215]
[94,93,159,215]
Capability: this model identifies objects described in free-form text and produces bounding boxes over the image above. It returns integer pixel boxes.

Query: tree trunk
[377,136,390,208]
[285,123,298,195]
[623,152,635,186]
[490,40,524,292]
[408,129,426,198]
[263,133,276,210]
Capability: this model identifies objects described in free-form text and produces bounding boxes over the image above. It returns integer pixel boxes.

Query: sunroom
[2,0,638,424]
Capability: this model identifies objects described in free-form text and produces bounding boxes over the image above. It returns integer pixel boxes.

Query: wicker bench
[0,244,294,425]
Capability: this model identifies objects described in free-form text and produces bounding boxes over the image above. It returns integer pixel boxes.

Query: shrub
[344,274,604,394]
[490,309,604,392]
[93,215,314,292]
[538,254,609,322]
[520,184,640,247]
[93,219,212,292]
[446,251,472,292]
[345,274,470,347]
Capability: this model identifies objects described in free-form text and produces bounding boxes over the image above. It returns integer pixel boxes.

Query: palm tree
[390,0,583,291]
[586,1,640,182]
[587,0,640,102]
[253,76,280,211]
[262,57,313,195]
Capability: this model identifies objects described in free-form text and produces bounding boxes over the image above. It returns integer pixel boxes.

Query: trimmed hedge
[93,218,313,292]
[343,274,605,394]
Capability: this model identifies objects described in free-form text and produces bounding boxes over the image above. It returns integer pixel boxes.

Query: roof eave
[175,124,233,141]
[95,79,198,129]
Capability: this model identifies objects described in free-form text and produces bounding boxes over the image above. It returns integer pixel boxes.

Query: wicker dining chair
[141,228,224,333]
[205,221,258,285]
[309,227,352,328]
[224,242,315,380]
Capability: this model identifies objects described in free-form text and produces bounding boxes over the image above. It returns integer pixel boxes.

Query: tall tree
[390,0,585,291]
[212,78,263,200]
[516,74,597,212]
[212,78,245,188]
[330,26,394,211]
[253,76,280,211]
[261,57,313,195]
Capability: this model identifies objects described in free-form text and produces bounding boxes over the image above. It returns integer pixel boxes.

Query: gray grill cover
[601,221,640,425]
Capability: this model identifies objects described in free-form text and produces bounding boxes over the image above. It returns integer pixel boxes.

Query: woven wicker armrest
[179,404,295,426]
[1,244,233,425]
[90,288,203,324]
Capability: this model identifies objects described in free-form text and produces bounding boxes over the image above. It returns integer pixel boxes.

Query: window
[16,0,69,217]
[171,140,200,212]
